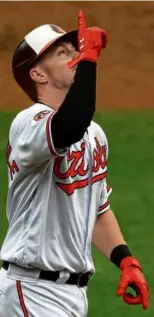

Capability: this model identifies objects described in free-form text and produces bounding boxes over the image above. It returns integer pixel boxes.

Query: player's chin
[65,68,76,86]
[67,72,76,86]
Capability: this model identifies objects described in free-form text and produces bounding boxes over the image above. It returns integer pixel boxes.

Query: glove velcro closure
[120,256,142,272]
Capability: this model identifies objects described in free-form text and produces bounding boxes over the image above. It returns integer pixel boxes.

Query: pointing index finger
[78,10,86,32]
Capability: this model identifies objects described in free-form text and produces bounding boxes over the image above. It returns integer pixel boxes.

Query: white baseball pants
[0,266,88,317]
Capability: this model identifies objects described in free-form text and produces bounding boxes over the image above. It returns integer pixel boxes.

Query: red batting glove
[117,256,149,310]
[68,10,108,68]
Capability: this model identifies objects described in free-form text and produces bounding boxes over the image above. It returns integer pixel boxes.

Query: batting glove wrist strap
[120,256,142,271]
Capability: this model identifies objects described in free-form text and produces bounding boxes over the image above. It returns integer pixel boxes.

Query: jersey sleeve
[15,107,68,166]
[97,180,112,215]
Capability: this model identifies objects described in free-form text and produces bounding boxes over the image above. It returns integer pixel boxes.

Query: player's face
[38,41,78,89]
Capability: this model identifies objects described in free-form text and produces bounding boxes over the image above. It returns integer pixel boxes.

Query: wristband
[110,244,132,268]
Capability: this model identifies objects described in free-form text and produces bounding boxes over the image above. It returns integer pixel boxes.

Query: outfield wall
[1,1,154,111]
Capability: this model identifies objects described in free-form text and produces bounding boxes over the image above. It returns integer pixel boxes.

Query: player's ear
[29,66,48,84]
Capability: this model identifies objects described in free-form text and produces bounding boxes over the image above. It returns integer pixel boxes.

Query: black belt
[3,262,91,287]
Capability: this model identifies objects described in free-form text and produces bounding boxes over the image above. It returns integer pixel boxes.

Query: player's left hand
[116,256,149,310]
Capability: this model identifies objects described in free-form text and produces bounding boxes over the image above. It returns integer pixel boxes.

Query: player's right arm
[51,11,108,149]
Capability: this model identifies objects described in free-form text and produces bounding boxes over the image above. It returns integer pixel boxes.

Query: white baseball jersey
[0,103,112,274]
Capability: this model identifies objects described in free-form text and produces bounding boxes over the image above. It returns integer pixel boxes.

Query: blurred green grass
[0,110,154,316]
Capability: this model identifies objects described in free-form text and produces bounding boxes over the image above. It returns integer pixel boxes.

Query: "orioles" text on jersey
[54,137,107,195]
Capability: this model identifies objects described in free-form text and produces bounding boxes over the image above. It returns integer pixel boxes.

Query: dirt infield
[1,1,154,111]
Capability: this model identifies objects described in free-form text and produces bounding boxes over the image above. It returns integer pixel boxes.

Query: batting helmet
[12,24,78,101]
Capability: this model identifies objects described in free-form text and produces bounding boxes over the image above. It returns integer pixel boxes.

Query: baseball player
[0,10,149,317]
